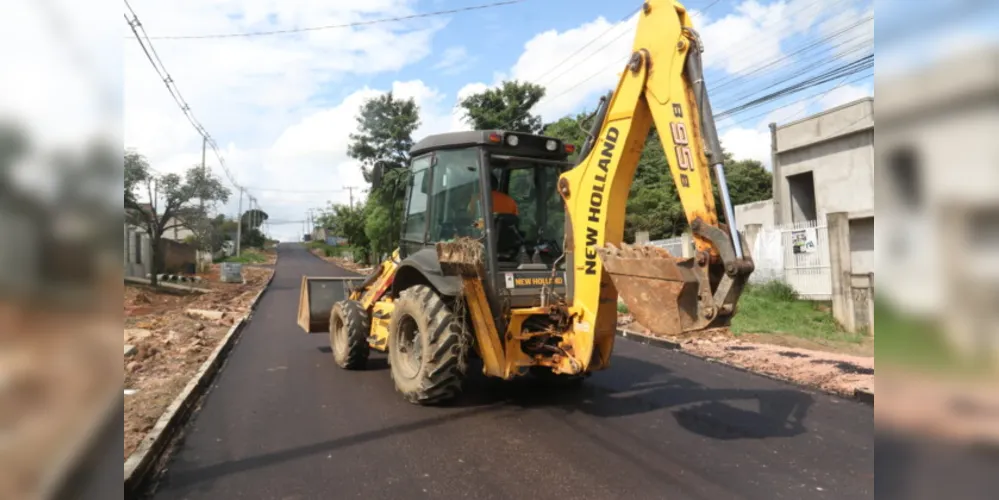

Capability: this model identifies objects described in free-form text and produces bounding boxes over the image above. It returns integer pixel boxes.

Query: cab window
[429,148,482,241]
[402,155,431,243]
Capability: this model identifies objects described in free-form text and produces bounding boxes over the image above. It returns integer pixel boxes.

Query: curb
[121,268,276,498]
[616,328,682,350]
[49,260,280,499]
[122,317,247,497]
[615,328,874,406]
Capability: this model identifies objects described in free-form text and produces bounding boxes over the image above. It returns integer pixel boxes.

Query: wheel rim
[331,314,347,355]
[395,314,422,379]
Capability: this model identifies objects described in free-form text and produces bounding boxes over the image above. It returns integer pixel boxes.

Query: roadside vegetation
[731,281,862,343]
[305,240,356,258]
[311,81,771,265]
[222,248,269,264]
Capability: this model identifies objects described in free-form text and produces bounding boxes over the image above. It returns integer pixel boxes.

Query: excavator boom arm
[557,0,753,372]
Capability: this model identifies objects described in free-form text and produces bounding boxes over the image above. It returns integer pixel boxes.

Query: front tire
[388,285,471,405]
[330,300,370,369]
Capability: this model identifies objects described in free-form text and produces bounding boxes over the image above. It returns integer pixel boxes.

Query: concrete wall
[876,49,999,317]
[849,216,875,275]
[123,224,152,278]
[160,239,197,273]
[772,98,875,226]
[734,199,774,232]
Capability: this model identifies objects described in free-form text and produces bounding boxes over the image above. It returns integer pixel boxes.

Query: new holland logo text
[584,127,619,275]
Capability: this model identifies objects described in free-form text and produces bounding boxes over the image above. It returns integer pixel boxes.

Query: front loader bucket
[598,244,710,337]
[436,238,485,277]
[297,276,361,333]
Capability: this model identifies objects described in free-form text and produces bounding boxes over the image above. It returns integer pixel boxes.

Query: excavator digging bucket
[598,244,710,337]
[297,276,361,333]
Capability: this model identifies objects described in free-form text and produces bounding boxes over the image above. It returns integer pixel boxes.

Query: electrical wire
[712,40,873,109]
[709,15,873,91]
[143,0,527,40]
[124,0,260,211]
[714,53,873,120]
[532,5,641,87]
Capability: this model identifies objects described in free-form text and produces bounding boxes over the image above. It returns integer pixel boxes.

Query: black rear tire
[388,285,471,405]
[330,300,370,369]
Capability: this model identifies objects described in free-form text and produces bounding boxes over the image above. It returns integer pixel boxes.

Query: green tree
[124,150,230,284]
[346,92,421,258]
[542,111,591,162]
[543,113,772,241]
[458,80,546,132]
[319,202,368,248]
[347,92,420,182]
[717,152,772,208]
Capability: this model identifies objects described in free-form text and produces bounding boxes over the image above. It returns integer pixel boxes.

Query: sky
[111,0,993,242]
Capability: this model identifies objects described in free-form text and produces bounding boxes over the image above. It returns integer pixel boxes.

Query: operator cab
[390,130,575,306]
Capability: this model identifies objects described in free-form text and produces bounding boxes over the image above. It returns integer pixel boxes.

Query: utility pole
[345,186,357,208]
[236,188,243,257]
[198,136,208,266]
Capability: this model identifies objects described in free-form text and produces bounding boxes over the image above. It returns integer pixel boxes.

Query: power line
[532,5,641,87]
[710,15,873,92]
[692,0,725,17]
[124,0,261,216]
[722,70,873,128]
[712,40,873,110]
[144,0,527,40]
[714,55,873,120]
[245,186,350,194]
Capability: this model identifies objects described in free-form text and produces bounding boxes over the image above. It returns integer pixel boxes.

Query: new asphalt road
[143,243,873,499]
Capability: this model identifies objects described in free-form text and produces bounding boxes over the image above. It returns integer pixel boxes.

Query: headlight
[506,134,519,147]
[546,139,558,151]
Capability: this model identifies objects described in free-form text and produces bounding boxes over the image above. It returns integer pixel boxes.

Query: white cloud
[433,46,475,75]
[817,3,874,61]
[721,127,772,168]
[818,83,872,110]
[0,0,119,148]
[453,14,638,125]
[508,15,638,120]
[699,0,836,75]
[450,82,490,131]
[233,79,456,241]
[120,0,453,241]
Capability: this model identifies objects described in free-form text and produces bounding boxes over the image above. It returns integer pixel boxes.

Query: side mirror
[370,162,385,190]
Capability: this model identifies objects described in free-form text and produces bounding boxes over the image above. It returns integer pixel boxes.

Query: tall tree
[459,80,546,132]
[346,92,421,258]
[124,150,230,284]
[347,92,421,182]
[543,114,772,241]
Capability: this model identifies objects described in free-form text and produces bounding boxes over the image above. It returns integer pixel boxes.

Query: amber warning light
[564,143,576,154]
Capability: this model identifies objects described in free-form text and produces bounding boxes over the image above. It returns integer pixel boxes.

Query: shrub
[751,280,798,302]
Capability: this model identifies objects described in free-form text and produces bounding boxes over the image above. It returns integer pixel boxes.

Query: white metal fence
[649,236,690,257]
[750,219,832,300]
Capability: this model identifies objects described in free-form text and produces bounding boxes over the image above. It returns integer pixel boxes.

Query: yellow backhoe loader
[297,0,754,404]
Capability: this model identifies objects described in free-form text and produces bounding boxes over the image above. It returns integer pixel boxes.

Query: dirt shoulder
[0,276,121,499]
[619,316,873,399]
[123,265,272,460]
[308,248,370,274]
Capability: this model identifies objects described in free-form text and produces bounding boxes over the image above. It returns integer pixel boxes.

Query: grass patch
[617,301,629,314]
[307,241,348,258]
[731,281,861,343]
[223,249,268,264]
[872,299,995,375]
